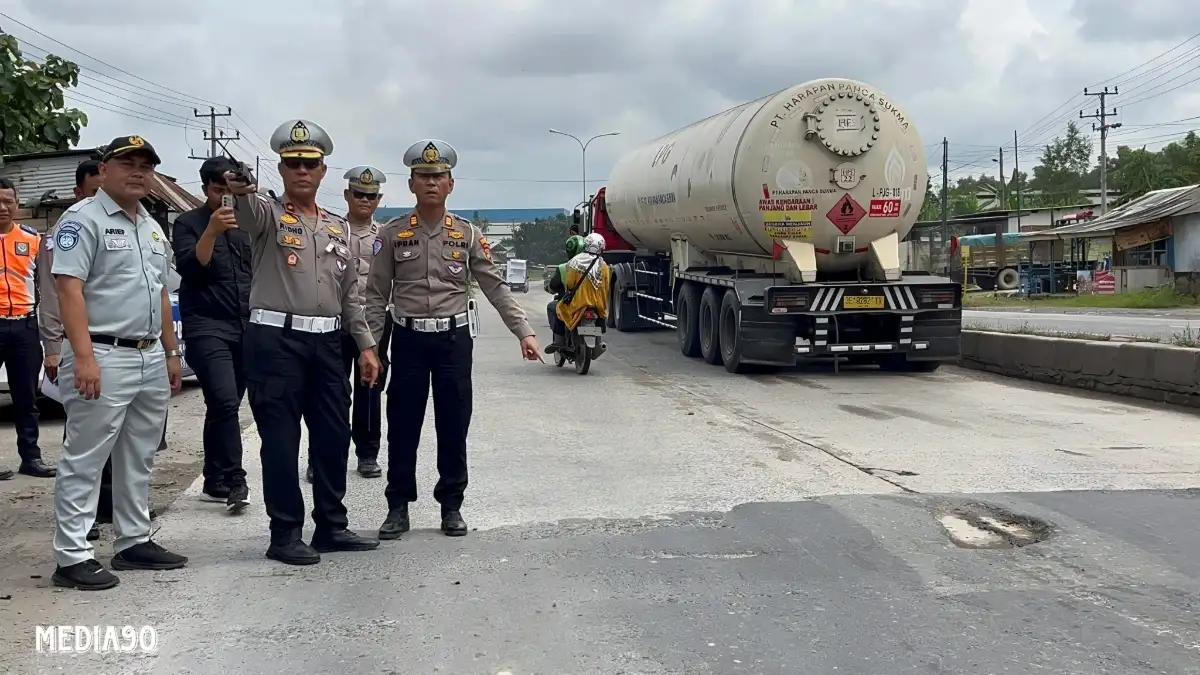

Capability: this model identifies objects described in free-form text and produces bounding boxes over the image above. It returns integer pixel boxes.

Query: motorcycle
[555,307,607,375]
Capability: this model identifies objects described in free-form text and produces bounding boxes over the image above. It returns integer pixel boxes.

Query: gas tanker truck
[577,78,962,374]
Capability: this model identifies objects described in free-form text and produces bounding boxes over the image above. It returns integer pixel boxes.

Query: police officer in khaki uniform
[364,139,541,539]
[341,166,391,477]
[224,119,382,566]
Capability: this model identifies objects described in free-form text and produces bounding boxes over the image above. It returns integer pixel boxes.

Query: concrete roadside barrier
[960,331,1200,408]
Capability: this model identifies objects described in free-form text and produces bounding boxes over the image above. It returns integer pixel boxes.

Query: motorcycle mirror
[572,209,581,225]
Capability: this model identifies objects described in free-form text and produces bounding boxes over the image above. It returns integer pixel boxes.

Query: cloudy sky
[2,0,1198,214]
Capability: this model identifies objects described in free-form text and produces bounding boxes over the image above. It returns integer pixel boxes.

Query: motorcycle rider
[544,232,611,354]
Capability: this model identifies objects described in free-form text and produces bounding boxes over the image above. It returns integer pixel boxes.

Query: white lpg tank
[604,78,927,274]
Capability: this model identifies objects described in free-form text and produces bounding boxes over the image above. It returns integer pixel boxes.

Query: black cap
[100,135,162,165]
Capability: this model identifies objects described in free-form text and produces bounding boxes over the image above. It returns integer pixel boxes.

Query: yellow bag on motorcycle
[556,258,611,332]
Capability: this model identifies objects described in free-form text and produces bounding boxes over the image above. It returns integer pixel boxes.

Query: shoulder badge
[397,230,415,239]
[409,214,419,227]
[55,227,80,252]
[479,236,493,261]
[19,224,38,236]
[280,213,299,225]
[372,238,383,256]
[56,220,83,234]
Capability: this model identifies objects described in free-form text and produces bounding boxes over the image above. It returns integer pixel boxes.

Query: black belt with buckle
[90,334,157,350]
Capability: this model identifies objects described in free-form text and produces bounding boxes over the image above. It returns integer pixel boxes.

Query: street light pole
[549,129,620,205]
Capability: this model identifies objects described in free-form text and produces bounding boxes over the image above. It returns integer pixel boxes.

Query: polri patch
[372,238,383,256]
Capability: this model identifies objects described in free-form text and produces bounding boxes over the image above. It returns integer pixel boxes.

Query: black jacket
[172,204,252,341]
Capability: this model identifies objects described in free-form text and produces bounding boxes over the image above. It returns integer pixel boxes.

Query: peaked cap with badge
[100,135,162,165]
[344,165,386,193]
[270,119,334,159]
[403,139,457,175]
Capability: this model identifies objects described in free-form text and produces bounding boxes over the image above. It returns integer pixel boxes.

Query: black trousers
[246,323,351,543]
[338,317,392,460]
[187,334,248,487]
[0,316,42,461]
[385,323,472,511]
[546,300,565,336]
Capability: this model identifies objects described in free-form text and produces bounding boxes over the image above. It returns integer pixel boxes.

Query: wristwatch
[165,349,182,359]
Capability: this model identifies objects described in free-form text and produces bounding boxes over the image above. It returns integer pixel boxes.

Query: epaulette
[19,224,38,236]
[64,197,92,214]
[451,213,470,223]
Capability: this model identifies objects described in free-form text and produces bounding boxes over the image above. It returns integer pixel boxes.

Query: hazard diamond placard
[827,194,866,234]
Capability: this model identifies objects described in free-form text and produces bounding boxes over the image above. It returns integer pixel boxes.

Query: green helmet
[565,235,585,257]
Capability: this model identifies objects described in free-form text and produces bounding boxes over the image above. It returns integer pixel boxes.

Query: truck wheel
[676,282,702,357]
[995,267,1019,291]
[699,286,724,365]
[718,290,751,374]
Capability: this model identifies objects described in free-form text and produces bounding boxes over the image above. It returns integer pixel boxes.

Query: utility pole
[940,137,949,272]
[1081,87,1122,214]
[997,147,1005,212]
[549,129,620,205]
[192,106,239,158]
[1013,130,1022,231]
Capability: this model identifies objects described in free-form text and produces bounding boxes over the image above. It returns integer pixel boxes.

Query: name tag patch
[105,235,132,251]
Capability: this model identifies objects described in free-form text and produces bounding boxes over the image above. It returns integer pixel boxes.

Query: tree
[1027,121,1093,205]
[0,33,87,157]
[509,214,571,264]
[470,210,489,235]
[918,177,940,221]
[1109,132,1200,203]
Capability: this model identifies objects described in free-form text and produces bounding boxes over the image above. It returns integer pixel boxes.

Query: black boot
[310,529,380,553]
[266,540,320,566]
[441,510,468,537]
[356,457,382,478]
[378,505,410,540]
[545,333,566,355]
[18,458,56,478]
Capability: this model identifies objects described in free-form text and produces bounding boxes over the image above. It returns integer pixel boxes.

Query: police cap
[403,139,457,175]
[343,165,386,193]
[270,119,333,159]
[100,135,162,165]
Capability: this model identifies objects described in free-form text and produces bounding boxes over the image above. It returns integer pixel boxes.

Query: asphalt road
[964,306,1200,340]
[5,288,1200,674]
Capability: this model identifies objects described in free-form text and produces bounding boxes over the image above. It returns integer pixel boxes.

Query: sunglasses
[351,191,380,201]
[282,158,322,171]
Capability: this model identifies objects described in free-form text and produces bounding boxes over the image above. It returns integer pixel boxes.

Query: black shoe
[202,481,230,501]
[52,559,119,591]
[310,529,380,553]
[18,458,55,478]
[111,541,188,571]
[357,457,382,478]
[149,507,158,520]
[266,540,320,566]
[305,465,313,483]
[87,523,100,541]
[379,505,410,540]
[226,484,250,512]
[441,510,468,537]
[0,469,12,480]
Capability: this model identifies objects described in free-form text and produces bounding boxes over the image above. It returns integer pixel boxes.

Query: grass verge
[964,321,1200,348]
[964,287,1200,309]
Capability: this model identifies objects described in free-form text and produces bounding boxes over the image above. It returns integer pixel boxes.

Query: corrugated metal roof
[1021,185,1200,241]
[1,151,202,213]
[0,152,88,205]
[375,207,569,223]
[149,173,202,212]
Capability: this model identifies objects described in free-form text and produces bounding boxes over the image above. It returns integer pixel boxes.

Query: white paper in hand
[40,372,63,403]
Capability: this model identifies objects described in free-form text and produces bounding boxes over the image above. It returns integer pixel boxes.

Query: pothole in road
[935,503,1052,549]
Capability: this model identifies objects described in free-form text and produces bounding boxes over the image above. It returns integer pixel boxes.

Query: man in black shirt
[172,157,253,511]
